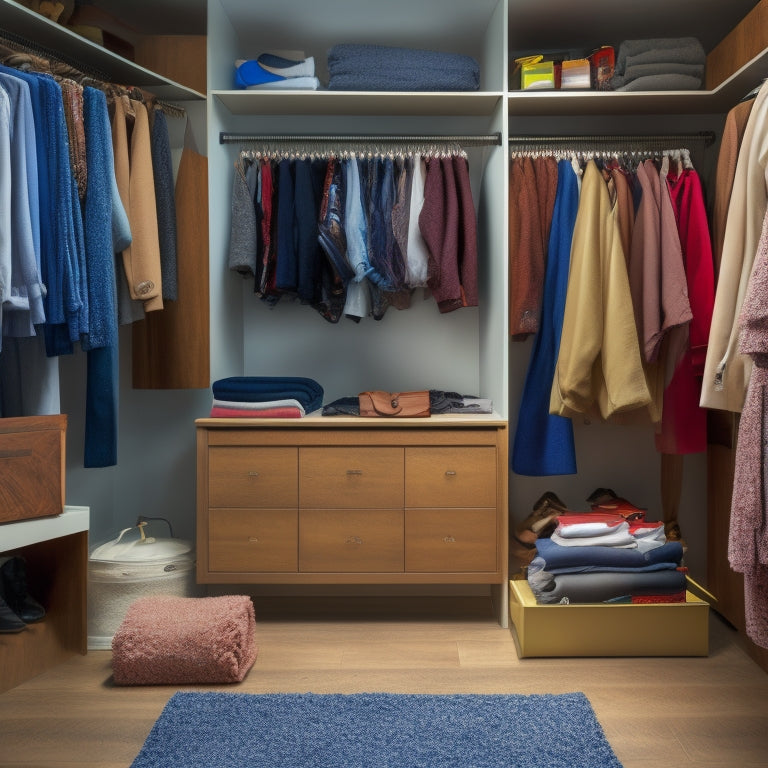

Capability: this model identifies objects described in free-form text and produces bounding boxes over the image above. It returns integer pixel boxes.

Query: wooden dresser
[196,415,508,623]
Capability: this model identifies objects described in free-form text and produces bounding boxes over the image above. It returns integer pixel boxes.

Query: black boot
[0,595,26,633]
[0,556,46,623]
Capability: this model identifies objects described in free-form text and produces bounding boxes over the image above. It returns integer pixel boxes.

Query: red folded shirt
[209,406,303,418]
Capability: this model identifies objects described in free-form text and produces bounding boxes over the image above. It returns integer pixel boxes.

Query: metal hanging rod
[508,131,716,148]
[219,132,502,146]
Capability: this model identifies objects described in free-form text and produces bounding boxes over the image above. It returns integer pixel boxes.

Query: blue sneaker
[234,54,315,89]
[234,60,286,88]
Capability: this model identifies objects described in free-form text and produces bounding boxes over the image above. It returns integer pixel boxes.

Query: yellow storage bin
[521,60,555,90]
[508,578,710,657]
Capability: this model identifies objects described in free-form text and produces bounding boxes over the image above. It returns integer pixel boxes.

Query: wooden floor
[1,595,768,768]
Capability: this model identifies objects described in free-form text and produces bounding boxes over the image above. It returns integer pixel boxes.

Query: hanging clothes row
[0,37,186,467]
[710,79,768,652]
[509,140,715,478]
[227,141,480,323]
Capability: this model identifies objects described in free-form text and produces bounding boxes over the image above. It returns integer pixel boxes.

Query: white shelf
[214,52,767,120]
[213,90,503,117]
[507,48,768,116]
[0,506,90,552]
[0,0,204,101]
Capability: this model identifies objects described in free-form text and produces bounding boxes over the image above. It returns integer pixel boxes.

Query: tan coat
[550,160,650,420]
[111,95,163,314]
[700,81,768,414]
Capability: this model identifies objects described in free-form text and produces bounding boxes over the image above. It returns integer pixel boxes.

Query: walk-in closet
[1,0,767,718]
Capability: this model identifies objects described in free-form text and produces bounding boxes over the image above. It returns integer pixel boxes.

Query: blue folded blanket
[212,376,324,413]
[534,537,684,572]
[327,44,480,92]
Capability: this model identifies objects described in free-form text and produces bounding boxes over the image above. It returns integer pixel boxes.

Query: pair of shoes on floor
[664,520,688,553]
[0,556,46,634]
[586,487,647,521]
[510,491,567,566]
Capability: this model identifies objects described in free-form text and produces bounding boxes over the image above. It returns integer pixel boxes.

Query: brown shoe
[664,520,688,553]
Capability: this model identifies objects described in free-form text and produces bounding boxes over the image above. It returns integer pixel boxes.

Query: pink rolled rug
[112,595,257,685]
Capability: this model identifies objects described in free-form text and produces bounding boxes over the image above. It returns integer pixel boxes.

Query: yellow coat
[550,160,651,420]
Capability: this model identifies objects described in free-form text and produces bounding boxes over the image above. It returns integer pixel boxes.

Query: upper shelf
[508,47,768,116]
[0,0,205,101]
[213,28,766,120]
[213,47,767,119]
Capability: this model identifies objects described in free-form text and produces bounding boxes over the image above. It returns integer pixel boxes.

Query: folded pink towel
[112,595,257,685]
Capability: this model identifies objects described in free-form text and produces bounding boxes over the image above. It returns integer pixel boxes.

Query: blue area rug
[130,691,623,768]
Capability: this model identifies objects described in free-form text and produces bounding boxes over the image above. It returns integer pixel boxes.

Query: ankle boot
[0,556,46,623]
[0,594,26,633]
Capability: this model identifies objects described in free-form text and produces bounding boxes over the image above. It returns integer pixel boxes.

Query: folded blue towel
[534,537,684,571]
[212,376,324,413]
[327,44,480,92]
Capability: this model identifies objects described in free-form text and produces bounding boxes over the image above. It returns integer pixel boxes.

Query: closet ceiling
[93,0,760,52]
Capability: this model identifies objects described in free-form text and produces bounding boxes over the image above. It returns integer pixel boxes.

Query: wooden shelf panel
[1,0,204,100]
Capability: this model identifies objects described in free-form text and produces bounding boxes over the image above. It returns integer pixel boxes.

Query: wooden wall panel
[706,0,768,89]
[134,35,207,95]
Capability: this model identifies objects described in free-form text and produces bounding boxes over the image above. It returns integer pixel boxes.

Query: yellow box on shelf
[517,55,555,90]
[508,577,710,657]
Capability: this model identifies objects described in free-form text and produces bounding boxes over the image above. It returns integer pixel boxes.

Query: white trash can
[87,520,197,650]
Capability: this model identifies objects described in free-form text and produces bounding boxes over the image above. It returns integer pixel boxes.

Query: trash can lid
[90,522,193,563]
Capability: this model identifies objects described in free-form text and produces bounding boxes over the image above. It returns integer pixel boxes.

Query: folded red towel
[112,595,257,685]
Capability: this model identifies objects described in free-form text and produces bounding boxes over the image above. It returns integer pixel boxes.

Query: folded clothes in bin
[111,595,257,685]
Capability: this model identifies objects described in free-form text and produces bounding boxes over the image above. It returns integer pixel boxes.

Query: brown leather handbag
[358,390,431,418]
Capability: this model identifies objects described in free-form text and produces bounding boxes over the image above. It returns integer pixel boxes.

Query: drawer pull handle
[0,449,32,459]
[443,536,456,544]
[248,536,260,543]
[445,470,457,476]
[345,536,363,546]
[247,471,260,478]
[346,469,363,475]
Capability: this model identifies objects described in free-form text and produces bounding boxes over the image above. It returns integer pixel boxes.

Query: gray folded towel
[624,62,704,82]
[615,37,705,74]
[610,37,705,91]
[327,44,480,91]
[615,73,704,92]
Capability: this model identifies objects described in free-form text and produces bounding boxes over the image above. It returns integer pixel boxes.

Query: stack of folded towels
[210,376,324,418]
[234,52,320,90]
[609,37,706,92]
[527,494,687,604]
[327,43,480,91]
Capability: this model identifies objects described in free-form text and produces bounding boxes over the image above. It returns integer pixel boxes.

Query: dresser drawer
[405,508,497,572]
[299,447,404,508]
[405,446,496,508]
[299,509,404,572]
[208,446,298,507]
[209,508,298,572]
